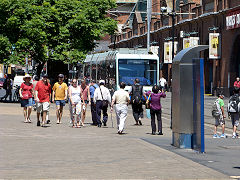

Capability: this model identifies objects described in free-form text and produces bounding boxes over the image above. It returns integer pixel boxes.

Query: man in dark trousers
[130,78,144,125]
[89,80,99,125]
[93,80,111,127]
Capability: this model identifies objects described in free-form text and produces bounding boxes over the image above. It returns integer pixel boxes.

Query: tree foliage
[0,0,116,67]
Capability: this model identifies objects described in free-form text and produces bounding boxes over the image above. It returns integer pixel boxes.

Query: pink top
[20,83,33,99]
[234,81,240,88]
[80,85,89,101]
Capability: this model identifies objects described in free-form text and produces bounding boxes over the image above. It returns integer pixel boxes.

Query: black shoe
[118,130,123,134]
[98,124,102,127]
[158,132,163,135]
[152,131,156,135]
[46,120,50,124]
[103,122,107,126]
[139,120,142,125]
[37,121,40,126]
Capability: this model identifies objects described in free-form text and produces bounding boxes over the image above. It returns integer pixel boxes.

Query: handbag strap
[146,94,151,103]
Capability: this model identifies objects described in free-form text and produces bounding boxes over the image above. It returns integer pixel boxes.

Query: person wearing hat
[93,80,111,127]
[52,74,68,124]
[19,74,33,123]
[35,74,52,127]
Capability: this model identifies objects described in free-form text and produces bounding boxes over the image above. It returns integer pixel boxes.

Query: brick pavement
[0,102,231,179]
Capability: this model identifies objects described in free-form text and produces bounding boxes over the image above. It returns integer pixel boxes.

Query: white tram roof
[85,48,158,63]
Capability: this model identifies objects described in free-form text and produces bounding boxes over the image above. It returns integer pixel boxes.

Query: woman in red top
[19,74,33,123]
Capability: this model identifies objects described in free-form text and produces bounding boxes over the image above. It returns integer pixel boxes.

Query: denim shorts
[55,100,66,106]
[21,98,33,107]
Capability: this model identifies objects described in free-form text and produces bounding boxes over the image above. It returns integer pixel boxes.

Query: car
[0,78,5,89]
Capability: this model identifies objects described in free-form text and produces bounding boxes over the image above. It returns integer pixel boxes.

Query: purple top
[146,91,166,110]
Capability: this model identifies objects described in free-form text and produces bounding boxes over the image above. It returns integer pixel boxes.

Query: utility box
[172,45,208,153]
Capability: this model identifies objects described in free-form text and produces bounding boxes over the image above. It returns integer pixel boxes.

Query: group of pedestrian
[212,80,240,139]
[17,74,167,135]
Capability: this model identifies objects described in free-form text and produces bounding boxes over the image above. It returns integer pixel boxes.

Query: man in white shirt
[111,82,130,134]
[93,80,111,127]
[159,77,167,91]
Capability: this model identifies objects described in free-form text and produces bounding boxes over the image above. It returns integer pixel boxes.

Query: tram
[84,48,159,92]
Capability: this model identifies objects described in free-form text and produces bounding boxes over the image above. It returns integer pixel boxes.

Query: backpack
[212,99,221,118]
[227,94,240,113]
[132,84,143,104]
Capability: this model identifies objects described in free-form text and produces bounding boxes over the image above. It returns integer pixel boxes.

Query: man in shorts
[35,74,52,127]
[52,74,68,124]
[228,88,240,138]
[213,93,226,138]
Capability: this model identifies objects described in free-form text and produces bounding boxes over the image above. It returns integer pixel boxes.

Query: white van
[13,76,25,89]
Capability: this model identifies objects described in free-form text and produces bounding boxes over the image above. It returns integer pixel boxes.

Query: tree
[0,0,116,75]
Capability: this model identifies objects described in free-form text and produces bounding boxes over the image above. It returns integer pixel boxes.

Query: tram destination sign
[226,8,240,30]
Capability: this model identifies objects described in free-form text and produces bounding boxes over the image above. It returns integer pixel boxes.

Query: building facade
[110,0,240,96]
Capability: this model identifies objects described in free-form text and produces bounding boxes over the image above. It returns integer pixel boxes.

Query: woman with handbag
[69,79,85,128]
[19,74,33,123]
[145,85,166,135]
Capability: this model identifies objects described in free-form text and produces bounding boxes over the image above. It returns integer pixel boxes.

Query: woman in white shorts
[68,79,84,128]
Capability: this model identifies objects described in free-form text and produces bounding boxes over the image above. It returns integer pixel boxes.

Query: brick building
[110,0,240,96]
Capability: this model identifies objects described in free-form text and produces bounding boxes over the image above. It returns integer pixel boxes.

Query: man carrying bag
[93,80,111,127]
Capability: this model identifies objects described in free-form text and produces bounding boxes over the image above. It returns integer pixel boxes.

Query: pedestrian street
[0,95,238,179]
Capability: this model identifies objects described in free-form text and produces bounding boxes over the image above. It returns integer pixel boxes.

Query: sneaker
[220,134,226,138]
[213,134,220,138]
[232,135,237,139]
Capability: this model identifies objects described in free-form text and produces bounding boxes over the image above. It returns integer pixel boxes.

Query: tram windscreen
[118,59,157,86]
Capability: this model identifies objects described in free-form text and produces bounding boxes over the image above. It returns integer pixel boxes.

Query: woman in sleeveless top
[80,79,91,126]
[69,79,84,128]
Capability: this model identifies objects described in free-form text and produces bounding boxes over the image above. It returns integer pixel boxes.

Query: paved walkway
[0,102,233,179]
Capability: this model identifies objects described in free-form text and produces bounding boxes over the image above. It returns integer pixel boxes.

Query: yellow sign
[183,38,190,49]
[209,33,221,59]
[7,65,11,74]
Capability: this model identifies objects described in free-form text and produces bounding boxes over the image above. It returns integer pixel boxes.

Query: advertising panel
[190,37,199,47]
[164,41,178,63]
[183,37,199,49]
[183,38,190,49]
[150,46,159,55]
[209,33,221,59]
[0,64,4,78]
[164,42,170,63]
